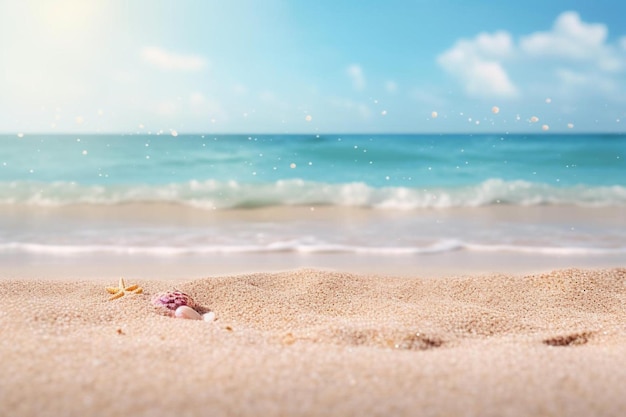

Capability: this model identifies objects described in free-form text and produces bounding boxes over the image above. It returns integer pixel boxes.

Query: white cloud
[520,11,622,72]
[520,12,606,59]
[472,31,515,57]
[346,64,366,91]
[141,46,208,71]
[438,11,626,101]
[437,31,518,98]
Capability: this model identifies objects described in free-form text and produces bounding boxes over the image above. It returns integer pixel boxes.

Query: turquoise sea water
[0,133,625,260]
[1,133,625,208]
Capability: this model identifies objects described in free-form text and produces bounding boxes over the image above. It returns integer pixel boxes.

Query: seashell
[174,305,202,320]
[203,311,216,322]
[152,290,197,316]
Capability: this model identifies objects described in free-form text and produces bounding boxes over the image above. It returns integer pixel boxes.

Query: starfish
[106,277,143,301]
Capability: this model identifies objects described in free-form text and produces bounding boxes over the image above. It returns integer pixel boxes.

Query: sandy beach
[3,1,626,415]
[1,268,625,416]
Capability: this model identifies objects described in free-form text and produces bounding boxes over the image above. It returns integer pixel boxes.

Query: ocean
[1,133,625,277]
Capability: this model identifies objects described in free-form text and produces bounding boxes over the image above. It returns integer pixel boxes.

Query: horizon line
[1,131,625,136]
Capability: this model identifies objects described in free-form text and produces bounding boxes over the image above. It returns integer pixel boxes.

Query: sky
[1,0,626,134]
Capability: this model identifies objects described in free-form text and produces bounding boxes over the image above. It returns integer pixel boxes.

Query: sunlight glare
[36,0,101,34]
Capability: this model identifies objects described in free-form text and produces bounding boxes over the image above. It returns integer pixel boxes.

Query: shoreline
[1,203,625,281]
[2,251,625,281]
[1,267,625,416]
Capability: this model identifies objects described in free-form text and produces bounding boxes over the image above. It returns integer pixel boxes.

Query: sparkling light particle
[530,116,539,123]
[17,133,24,138]
[75,116,84,125]
[567,123,574,129]
[82,150,88,155]
[170,130,178,137]
[381,110,387,116]
[545,98,552,104]
[491,106,500,114]
[542,124,550,131]
[290,163,296,169]
[431,111,438,119]
[305,115,312,122]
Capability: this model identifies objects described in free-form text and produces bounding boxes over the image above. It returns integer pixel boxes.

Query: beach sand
[1,268,625,416]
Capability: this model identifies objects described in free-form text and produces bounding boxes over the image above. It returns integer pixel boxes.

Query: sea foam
[1,179,625,209]
[1,240,624,257]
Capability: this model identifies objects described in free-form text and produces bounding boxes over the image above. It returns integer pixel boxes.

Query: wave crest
[0,179,624,209]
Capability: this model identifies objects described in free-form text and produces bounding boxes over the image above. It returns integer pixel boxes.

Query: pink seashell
[152,290,197,316]
[174,305,202,320]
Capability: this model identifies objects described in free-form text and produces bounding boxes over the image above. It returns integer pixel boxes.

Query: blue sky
[1,0,626,134]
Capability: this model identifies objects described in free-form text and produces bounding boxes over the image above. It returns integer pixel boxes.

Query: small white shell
[203,311,216,322]
[174,305,202,320]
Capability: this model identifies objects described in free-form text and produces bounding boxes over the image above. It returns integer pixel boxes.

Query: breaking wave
[0,178,625,209]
